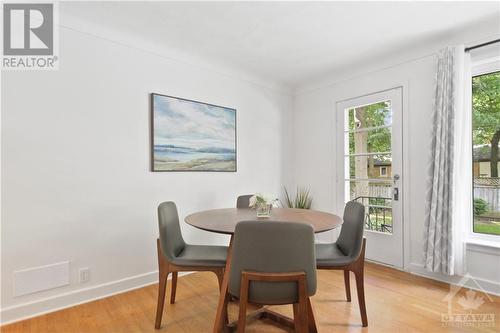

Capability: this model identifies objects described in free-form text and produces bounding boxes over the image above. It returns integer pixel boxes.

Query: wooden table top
[185,207,342,235]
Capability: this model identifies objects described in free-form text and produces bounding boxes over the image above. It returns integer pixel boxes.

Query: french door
[336,88,403,268]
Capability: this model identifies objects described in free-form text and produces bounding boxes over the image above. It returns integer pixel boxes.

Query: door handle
[393,187,399,201]
[393,174,400,201]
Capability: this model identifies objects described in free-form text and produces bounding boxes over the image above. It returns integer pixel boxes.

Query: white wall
[0,21,292,323]
[291,21,500,292]
[2,7,499,326]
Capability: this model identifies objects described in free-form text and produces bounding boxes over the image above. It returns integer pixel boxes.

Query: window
[472,70,500,236]
[380,166,388,177]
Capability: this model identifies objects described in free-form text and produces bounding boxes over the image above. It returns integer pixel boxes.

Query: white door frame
[335,87,405,268]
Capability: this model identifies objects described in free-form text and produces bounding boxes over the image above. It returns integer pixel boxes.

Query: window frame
[469,55,500,243]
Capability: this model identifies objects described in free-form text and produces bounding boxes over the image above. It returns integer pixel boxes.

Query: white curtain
[451,46,471,276]
[424,45,471,276]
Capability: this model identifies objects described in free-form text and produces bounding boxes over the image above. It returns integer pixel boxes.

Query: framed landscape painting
[151,93,236,172]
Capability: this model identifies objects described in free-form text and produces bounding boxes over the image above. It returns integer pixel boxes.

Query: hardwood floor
[2,262,499,333]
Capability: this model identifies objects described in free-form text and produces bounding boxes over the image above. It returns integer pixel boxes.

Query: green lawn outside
[366,214,500,236]
[474,222,500,236]
[366,210,500,236]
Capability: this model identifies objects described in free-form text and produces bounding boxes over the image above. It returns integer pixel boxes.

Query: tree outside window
[472,71,500,236]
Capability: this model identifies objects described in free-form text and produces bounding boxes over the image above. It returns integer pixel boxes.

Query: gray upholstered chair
[315,201,368,327]
[225,221,318,333]
[236,194,253,208]
[155,201,228,329]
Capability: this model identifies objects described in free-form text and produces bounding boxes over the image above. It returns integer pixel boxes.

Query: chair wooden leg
[214,236,234,333]
[293,304,301,332]
[224,271,235,302]
[293,275,308,333]
[354,238,368,327]
[344,270,351,302]
[215,269,224,291]
[237,273,250,333]
[306,298,318,333]
[155,240,169,329]
[170,272,178,304]
[211,269,229,327]
[293,303,308,333]
[354,268,368,327]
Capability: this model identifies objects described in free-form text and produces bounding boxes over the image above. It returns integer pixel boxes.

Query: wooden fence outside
[474,185,499,212]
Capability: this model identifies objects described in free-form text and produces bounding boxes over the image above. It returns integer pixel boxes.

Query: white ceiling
[61,1,500,89]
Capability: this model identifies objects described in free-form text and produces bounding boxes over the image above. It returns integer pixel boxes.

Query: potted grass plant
[283,187,313,209]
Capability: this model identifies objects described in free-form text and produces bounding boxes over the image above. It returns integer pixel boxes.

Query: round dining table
[185,207,343,333]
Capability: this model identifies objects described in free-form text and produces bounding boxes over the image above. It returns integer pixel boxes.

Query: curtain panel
[424,46,470,276]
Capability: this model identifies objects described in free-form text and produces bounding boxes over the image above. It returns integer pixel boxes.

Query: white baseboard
[408,263,500,296]
[0,271,191,326]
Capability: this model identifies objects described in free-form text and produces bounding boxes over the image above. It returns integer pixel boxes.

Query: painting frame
[150,93,237,172]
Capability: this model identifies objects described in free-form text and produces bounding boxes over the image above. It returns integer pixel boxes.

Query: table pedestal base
[226,307,294,332]
[225,305,317,333]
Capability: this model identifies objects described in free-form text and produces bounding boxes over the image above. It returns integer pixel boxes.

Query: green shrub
[473,198,489,216]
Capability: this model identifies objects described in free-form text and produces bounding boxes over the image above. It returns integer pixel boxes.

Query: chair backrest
[236,194,253,208]
[157,201,186,261]
[336,201,365,259]
[229,221,316,305]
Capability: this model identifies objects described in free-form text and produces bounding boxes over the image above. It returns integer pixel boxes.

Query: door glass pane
[347,155,393,178]
[346,101,392,130]
[345,100,393,234]
[348,128,392,154]
[346,181,393,233]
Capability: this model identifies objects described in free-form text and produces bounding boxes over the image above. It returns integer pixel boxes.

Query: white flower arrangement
[249,193,278,208]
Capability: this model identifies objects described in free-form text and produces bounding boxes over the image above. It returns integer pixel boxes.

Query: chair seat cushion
[315,243,354,267]
[171,244,228,267]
